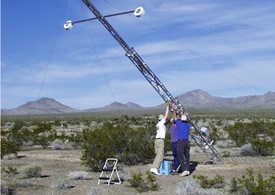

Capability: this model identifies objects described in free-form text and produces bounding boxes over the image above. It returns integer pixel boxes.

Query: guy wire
[36,0,69,100]
[80,3,117,103]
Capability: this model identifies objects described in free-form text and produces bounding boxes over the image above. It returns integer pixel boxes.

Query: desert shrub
[2,165,19,175]
[81,123,116,172]
[87,186,103,195]
[1,137,19,159]
[175,178,223,195]
[2,121,28,155]
[66,132,82,147]
[230,167,275,194]
[230,177,238,192]
[51,139,64,150]
[119,126,154,165]
[20,165,42,178]
[34,134,50,148]
[33,122,52,134]
[68,171,90,180]
[224,122,255,147]
[250,138,274,156]
[52,178,71,190]
[193,174,225,189]
[175,178,201,194]
[208,122,221,141]
[81,118,155,171]
[237,144,258,156]
[128,171,159,193]
[176,178,224,195]
[224,121,275,153]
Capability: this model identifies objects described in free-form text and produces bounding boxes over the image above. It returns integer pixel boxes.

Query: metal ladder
[98,158,122,185]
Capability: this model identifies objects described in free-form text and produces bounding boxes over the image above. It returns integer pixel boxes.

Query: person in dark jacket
[169,118,180,174]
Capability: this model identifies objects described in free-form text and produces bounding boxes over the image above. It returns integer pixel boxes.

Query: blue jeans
[171,141,180,170]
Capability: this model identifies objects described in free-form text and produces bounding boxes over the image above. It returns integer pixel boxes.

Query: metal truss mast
[65,0,222,164]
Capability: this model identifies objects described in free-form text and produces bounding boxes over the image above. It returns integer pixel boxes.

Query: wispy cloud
[2,0,274,109]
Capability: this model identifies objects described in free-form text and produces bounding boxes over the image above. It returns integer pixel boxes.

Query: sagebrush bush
[175,178,201,194]
[68,171,90,180]
[52,178,71,190]
[175,179,223,195]
[51,139,64,150]
[20,165,42,178]
[237,144,258,156]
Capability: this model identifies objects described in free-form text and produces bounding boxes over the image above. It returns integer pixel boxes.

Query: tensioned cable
[102,0,262,94]
[80,3,117,103]
[37,0,69,100]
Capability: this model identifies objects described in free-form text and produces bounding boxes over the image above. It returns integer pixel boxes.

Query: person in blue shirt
[173,103,191,176]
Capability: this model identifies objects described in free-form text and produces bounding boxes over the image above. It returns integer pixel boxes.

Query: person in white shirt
[150,103,170,175]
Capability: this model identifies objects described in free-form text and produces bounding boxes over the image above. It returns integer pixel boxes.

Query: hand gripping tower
[64,0,222,164]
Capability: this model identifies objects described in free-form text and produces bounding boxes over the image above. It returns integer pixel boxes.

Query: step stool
[98,158,122,185]
[159,160,172,175]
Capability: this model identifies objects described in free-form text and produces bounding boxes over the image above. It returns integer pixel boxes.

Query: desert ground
[1,146,274,195]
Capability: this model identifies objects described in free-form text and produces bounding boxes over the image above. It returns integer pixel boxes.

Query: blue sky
[2,0,275,110]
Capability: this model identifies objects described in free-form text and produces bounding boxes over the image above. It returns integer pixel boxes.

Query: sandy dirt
[1,148,274,195]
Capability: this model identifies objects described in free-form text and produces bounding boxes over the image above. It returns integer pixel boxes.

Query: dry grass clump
[20,165,42,179]
[50,139,64,150]
[68,171,90,180]
[237,144,258,156]
[175,178,223,195]
[51,178,71,190]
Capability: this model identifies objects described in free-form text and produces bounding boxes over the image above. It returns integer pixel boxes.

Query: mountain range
[1,89,275,116]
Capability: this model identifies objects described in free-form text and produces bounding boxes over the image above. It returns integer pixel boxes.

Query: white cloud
[2,0,275,109]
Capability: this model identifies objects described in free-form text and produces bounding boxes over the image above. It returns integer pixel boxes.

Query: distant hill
[1,97,78,115]
[84,101,144,112]
[175,89,275,109]
[1,90,275,116]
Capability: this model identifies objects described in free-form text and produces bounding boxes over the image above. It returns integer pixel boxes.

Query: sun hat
[158,114,164,120]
